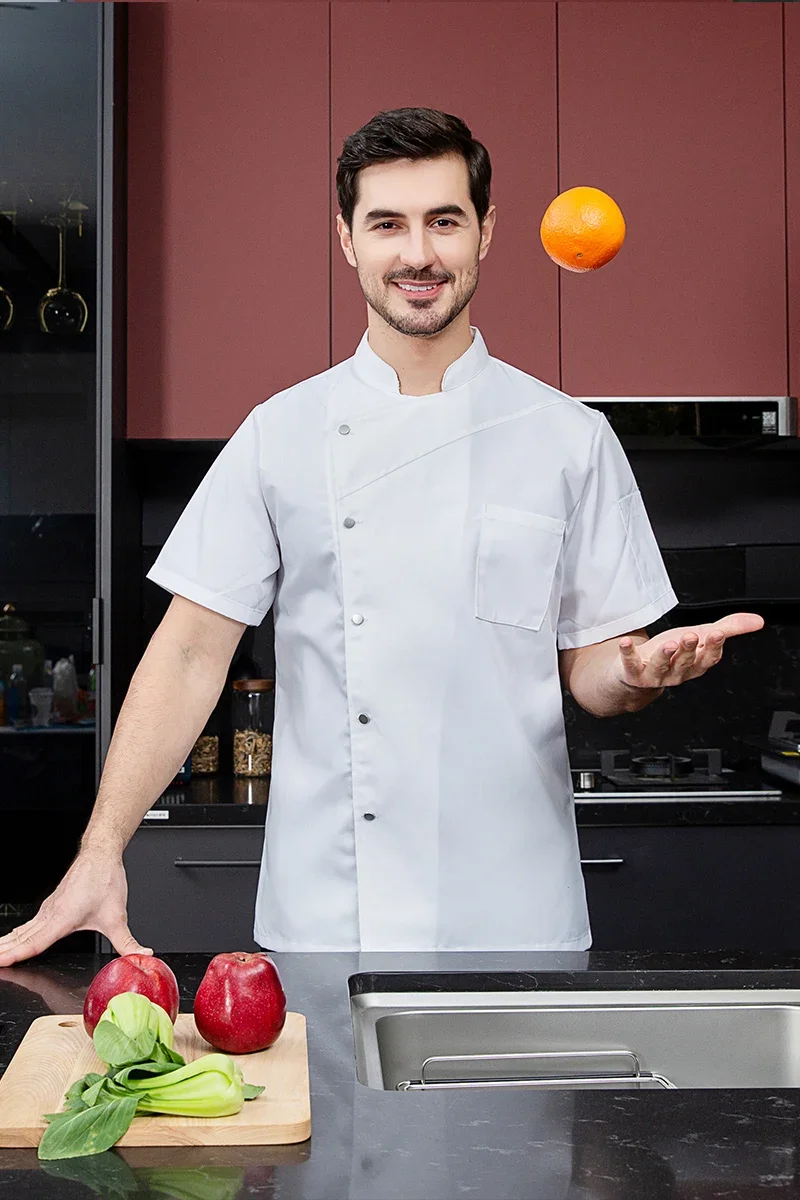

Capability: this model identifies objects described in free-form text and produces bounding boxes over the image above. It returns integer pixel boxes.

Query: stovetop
[571,747,783,803]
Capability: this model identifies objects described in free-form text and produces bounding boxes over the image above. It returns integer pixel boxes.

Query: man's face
[337,154,495,338]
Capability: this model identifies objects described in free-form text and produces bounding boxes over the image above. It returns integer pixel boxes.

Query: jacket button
[351,613,364,626]
[363,812,376,821]
[343,517,356,528]
[358,713,370,724]
[338,423,351,435]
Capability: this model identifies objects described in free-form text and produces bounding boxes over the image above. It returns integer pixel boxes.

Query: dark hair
[336,107,492,231]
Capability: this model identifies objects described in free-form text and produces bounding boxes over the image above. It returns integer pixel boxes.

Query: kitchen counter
[3,950,800,1198]
[147,774,800,827]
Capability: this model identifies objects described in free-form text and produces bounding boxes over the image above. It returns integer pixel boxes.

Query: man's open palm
[616,612,764,689]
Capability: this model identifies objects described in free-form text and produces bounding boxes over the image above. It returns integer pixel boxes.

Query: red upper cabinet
[787,3,800,405]
[557,1,787,398]
[126,3,330,439]
[330,2,560,388]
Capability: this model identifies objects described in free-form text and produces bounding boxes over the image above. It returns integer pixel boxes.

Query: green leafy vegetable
[150,1038,185,1067]
[65,1073,104,1102]
[112,1060,184,1087]
[38,1096,139,1161]
[61,1073,105,1112]
[122,1053,245,1118]
[96,992,175,1058]
[92,1021,141,1069]
[38,991,264,1161]
[80,1076,111,1108]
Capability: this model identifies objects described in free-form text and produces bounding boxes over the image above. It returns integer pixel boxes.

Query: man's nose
[398,229,438,267]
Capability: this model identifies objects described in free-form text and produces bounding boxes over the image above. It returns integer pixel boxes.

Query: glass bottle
[232,680,274,777]
[7,663,27,726]
[191,709,220,775]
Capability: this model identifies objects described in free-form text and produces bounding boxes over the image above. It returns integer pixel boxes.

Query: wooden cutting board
[0,1011,310,1147]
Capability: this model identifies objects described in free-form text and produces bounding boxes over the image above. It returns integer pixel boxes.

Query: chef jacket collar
[352,325,489,396]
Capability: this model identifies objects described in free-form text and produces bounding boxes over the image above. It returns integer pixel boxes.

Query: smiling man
[0,108,763,964]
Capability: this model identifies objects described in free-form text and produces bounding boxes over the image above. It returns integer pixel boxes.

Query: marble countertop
[3,950,800,1199]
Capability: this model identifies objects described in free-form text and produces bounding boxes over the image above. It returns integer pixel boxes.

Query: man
[0,107,762,963]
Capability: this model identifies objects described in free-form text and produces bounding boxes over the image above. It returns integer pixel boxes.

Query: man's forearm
[81,618,234,858]
[567,633,665,718]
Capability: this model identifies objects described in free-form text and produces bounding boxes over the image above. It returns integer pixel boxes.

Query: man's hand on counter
[0,847,152,967]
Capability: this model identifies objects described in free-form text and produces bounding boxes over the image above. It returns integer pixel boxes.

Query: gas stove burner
[630,754,693,780]
[597,746,727,788]
[571,745,784,801]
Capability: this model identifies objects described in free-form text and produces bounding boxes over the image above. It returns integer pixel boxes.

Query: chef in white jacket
[0,107,763,966]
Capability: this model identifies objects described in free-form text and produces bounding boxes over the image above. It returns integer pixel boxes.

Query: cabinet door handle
[174,859,261,868]
[580,857,625,868]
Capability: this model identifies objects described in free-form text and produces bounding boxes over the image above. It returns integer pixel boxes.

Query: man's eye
[374,220,455,231]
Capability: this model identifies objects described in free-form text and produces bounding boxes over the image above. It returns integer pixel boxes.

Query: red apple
[83,954,180,1036]
[193,952,287,1054]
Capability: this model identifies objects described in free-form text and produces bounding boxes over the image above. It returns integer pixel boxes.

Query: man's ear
[478,205,497,261]
[336,214,357,269]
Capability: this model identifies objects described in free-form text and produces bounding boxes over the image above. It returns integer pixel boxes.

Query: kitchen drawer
[579,825,800,952]
[123,826,265,953]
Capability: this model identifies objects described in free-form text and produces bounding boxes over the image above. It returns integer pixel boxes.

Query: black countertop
[146,774,800,827]
[3,950,800,1198]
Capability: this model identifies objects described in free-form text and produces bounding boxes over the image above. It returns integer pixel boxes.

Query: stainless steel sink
[350,984,800,1091]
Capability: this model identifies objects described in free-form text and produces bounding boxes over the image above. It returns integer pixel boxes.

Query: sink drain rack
[396,1048,677,1091]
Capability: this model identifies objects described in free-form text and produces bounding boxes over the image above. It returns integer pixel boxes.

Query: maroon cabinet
[330,1,560,387]
[124,2,796,438]
[557,1,787,398]
[787,3,800,409]
[126,3,330,439]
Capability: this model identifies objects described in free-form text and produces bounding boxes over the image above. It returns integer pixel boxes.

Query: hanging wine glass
[37,213,88,335]
[0,286,13,332]
[0,179,18,332]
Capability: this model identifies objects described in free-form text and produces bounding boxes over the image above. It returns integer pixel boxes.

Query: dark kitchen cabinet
[558,1,787,398]
[330,1,560,386]
[580,825,800,952]
[123,826,264,953]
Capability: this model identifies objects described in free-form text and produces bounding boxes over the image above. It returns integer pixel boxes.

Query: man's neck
[366,314,474,396]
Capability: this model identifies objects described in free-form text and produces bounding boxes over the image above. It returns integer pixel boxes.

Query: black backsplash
[131,441,800,772]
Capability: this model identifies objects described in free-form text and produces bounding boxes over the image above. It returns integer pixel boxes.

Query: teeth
[397,282,439,292]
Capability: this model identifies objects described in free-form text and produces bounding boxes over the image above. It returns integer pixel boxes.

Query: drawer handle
[174,859,261,868]
[580,857,625,867]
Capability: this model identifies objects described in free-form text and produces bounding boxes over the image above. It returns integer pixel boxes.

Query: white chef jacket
[148,326,678,952]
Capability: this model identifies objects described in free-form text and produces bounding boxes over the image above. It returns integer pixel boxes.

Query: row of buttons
[358,691,372,822]
[338,459,375,821]
[340,499,371,816]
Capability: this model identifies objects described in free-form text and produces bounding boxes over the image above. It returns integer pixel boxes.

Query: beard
[355,253,481,338]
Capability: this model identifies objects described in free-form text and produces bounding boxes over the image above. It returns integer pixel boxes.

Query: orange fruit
[540,186,626,272]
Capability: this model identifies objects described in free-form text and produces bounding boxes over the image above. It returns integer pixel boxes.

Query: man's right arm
[0,595,247,966]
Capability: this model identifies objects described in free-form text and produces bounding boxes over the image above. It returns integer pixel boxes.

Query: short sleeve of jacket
[556,413,678,650]
[147,408,280,626]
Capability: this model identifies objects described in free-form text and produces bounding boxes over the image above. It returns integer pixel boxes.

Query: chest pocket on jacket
[475,504,566,632]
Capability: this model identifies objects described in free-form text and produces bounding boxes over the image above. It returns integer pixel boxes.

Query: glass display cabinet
[0,1,129,948]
